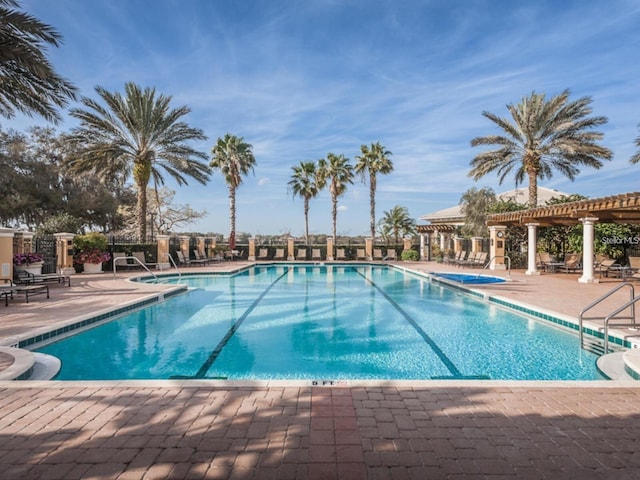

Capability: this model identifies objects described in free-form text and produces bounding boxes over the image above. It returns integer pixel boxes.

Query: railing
[165,253,181,282]
[477,255,511,278]
[578,282,636,353]
[112,256,158,282]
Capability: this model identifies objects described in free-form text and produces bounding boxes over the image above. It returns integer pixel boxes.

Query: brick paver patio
[1,262,640,479]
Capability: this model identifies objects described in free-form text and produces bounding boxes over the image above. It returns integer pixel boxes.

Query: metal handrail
[112,256,158,282]
[164,253,181,281]
[476,255,511,278]
[578,282,635,351]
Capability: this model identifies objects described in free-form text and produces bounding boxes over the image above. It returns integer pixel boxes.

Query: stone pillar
[579,217,599,284]
[365,238,373,261]
[54,233,76,275]
[0,228,15,282]
[179,235,191,259]
[525,223,540,275]
[248,238,256,261]
[420,234,426,261]
[156,235,171,269]
[196,236,206,256]
[488,226,507,270]
[326,237,334,262]
[403,238,412,252]
[439,232,447,251]
[453,237,463,254]
[471,237,483,253]
[287,238,295,261]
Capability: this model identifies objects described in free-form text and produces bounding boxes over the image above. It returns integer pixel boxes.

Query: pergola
[415,224,458,260]
[486,191,640,282]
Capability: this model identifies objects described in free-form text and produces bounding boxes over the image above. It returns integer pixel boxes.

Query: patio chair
[537,252,555,271]
[296,248,307,260]
[14,269,71,287]
[469,251,488,268]
[257,248,269,260]
[384,249,397,261]
[133,251,159,269]
[312,249,322,261]
[560,253,582,273]
[373,249,384,260]
[273,248,285,260]
[594,258,620,278]
[455,251,472,267]
[335,248,346,260]
[112,252,130,270]
[356,249,367,260]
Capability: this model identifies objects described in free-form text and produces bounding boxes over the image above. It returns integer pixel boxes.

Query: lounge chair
[469,251,488,268]
[257,248,269,260]
[112,252,130,270]
[13,269,70,287]
[373,249,384,260]
[176,250,205,266]
[335,248,346,260]
[594,257,620,278]
[356,249,367,260]
[2,280,49,305]
[560,253,582,273]
[296,248,307,260]
[133,251,159,269]
[273,248,285,260]
[384,249,397,261]
[312,249,322,261]
[455,251,472,267]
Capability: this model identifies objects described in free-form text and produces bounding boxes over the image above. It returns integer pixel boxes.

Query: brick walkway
[1,382,640,479]
[2,263,640,478]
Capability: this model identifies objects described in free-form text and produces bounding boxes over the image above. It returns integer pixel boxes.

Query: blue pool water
[433,272,507,284]
[36,265,602,380]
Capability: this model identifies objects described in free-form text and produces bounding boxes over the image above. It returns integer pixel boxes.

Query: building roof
[419,186,569,224]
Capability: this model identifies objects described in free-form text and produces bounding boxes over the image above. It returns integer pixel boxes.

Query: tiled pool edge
[400,266,638,352]
[0,284,188,350]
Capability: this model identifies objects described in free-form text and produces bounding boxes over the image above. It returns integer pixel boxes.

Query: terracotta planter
[83,262,103,274]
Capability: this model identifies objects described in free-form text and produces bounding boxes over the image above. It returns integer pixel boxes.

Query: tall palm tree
[355,142,393,241]
[378,205,416,244]
[317,153,353,243]
[210,134,256,249]
[469,89,612,207]
[630,125,640,164]
[288,160,324,245]
[0,0,77,123]
[67,82,210,240]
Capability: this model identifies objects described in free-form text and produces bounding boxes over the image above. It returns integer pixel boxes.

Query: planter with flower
[73,233,111,274]
[14,252,45,275]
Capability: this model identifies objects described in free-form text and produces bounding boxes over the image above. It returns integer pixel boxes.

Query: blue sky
[11,0,640,236]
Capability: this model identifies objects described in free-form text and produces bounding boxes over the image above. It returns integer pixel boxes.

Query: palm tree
[630,125,640,164]
[288,161,324,245]
[67,82,210,240]
[355,142,393,241]
[0,0,77,123]
[378,205,416,244]
[317,153,354,243]
[210,134,256,249]
[469,89,612,207]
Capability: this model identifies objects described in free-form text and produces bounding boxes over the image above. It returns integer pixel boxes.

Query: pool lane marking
[189,267,291,379]
[351,267,465,379]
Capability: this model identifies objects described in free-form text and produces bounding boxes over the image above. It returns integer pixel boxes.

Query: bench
[15,285,49,304]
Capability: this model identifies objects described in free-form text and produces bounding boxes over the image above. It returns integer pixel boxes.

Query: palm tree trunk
[137,181,147,241]
[369,175,376,240]
[332,195,338,244]
[229,185,236,249]
[304,198,310,246]
[528,171,538,207]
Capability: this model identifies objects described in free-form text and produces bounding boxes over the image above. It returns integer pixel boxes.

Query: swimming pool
[431,272,507,284]
[36,264,602,380]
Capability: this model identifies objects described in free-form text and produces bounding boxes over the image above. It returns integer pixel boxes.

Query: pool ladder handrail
[112,256,159,282]
[164,253,182,281]
[578,282,636,354]
[476,255,511,278]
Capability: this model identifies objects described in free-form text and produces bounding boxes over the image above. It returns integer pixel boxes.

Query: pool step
[596,350,640,381]
[0,346,60,381]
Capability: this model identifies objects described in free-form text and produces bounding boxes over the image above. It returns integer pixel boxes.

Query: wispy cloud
[16,0,640,235]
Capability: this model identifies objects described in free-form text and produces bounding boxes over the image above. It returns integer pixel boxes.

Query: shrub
[401,249,419,261]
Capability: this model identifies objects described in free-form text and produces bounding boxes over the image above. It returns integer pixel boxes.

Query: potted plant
[73,233,111,273]
[13,252,44,275]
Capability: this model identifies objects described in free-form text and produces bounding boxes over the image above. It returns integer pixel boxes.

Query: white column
[419,234,426,261]
[579,217,598,284]
[440,232,446,251]
[525,223,540,275]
